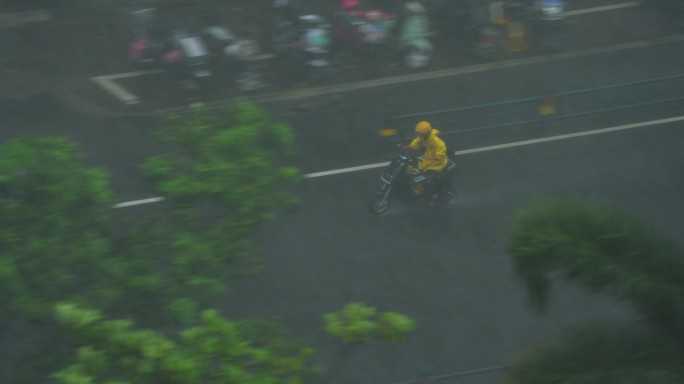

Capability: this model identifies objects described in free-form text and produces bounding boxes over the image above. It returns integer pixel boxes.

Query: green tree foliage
[323,302,416,343]
[320,303,416,384]
[140,102,300,288]
[53,303,317,384]
[1,103,302,381]
[508,198,684,339]
[53,302,415,384]
[144,101,298,220]
[507,324,684,384]
[0,136,115,321]
[506,198,684,384]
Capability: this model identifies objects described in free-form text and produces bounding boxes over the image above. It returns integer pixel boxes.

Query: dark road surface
[212,42,684,381]
[1,5,684,383]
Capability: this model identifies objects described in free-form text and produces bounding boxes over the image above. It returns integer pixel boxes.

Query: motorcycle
[394,1,434,70]
[296,15,334,83]
[369,150,457,214]
[199,7,265,92]
[333,5,398,67]
[459,1,532,61]
[334,1,433,71]
[529,0,569,51]
[535,0,565,20]
[171,26,213,87]
[127,7,177,69]
[127,8,212,89]
[272,5,334,84]
[202,24,264,91]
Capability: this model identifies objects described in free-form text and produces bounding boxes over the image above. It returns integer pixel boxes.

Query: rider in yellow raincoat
[408,120,447,172]
[398,121,448,204]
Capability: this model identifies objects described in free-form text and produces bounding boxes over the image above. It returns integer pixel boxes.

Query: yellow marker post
[538,95,557,116]
[378,129,398,137]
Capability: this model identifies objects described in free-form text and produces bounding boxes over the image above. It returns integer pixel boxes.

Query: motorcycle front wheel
[369,193,391,214]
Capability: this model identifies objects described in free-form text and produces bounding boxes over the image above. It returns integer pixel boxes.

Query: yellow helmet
[415,121,432,134]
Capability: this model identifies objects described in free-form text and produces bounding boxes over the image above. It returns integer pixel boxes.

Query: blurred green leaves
[507,324,684,384]
[508,198,684,334]
[0,103,415,384]
[0,136,114,320]
[137,101,302,306]
[506,198,684,384]
[52,302,414,384]
[324,302,415,343]
[54,303,317,384]
[143,101,299,224]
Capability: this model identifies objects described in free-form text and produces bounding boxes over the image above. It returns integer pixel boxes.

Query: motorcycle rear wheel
[440,177,457,203]
[369,194,391,214]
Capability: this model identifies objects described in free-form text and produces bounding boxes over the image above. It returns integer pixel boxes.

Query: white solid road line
[112,196,165,208]
[92,70,163,104]
[566,1,641,17]
[90,70,162,105]
[113,114,684,207]
[302,114,684,178]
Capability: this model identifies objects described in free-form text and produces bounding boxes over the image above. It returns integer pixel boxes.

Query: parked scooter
[199,8,265,92]
[459,1,532,61]
[529,0,568,51]
[127,8,212,89]
[333,0,433,70]
[202,25,264,91]
[333,5,398,63]
[171,26,213,87]
[394,1,433,70]
[272,1,333,84]
[535,0,565,20]
[127,8,177,69]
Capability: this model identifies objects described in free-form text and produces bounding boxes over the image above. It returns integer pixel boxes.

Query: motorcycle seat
[435,159,456,179]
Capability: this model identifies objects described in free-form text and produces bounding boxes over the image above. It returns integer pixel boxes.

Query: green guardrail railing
[383,72,684,141]
[391,365,508,384]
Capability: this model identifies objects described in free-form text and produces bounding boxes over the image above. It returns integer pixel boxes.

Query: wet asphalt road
[3,39,680,383]
[1,5,684,384]
[210,41,684,383]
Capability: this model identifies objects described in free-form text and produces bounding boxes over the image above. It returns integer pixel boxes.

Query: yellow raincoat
[409,129,448,172]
